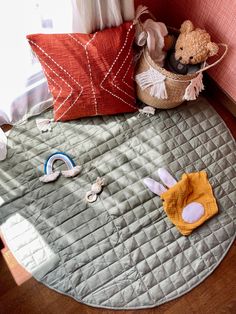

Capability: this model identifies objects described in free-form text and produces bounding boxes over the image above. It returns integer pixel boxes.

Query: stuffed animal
[166,20,219,74]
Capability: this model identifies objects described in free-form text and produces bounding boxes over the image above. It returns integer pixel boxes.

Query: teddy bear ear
[180,20,194,33]
[207,42,219,57]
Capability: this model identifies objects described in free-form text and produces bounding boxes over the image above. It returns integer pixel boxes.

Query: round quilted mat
[0,97,235,309]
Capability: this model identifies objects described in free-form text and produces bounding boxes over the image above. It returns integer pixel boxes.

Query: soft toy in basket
[135,16,228,109]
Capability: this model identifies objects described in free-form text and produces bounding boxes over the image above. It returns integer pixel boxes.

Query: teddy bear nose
[178,57,182,61]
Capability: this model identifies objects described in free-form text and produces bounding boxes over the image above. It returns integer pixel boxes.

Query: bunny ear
[157,168,177,188]
[143,178,167,196]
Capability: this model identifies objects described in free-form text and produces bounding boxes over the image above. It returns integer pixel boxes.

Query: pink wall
[134,0,236,101]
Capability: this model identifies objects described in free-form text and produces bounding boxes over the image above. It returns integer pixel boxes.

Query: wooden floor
[0,92,235,314]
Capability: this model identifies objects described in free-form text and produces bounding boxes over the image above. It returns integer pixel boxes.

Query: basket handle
[196,43,228,73]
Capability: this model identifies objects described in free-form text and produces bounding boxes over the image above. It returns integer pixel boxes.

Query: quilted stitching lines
[122,59,134,91]
[69,33,99,115]
[1,98,235,309]
[35,53,73,115]
[38,57,63,108]
[111,44,134,100]
[28,39,83,121]
[100,24,136,109]
[27,22,137,121]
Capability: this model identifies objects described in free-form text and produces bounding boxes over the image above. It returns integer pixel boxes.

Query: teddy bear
[165,20,219,74]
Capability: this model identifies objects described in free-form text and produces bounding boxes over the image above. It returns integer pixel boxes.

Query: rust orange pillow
[27,22,137,122]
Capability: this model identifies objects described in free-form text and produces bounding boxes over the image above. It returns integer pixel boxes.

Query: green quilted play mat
[0,97,235,309]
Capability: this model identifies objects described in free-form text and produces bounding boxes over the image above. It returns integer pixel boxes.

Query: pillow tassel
[36,118,53,132]
[135,67,167,99]
[183,73,204,101]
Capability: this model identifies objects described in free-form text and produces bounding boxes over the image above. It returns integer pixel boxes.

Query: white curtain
[72,0,134,33]
[0,0,73,127]
[0,0,134,127]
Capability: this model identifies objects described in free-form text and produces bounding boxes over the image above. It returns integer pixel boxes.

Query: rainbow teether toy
[40,152,82,183]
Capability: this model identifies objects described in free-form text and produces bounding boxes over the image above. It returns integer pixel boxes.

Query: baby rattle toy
[86,177,106,203]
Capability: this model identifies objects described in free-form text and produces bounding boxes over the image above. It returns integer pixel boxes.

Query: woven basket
[135,44,228,110]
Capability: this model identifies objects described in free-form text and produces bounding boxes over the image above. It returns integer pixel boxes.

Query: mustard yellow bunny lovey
[144,168,218,236]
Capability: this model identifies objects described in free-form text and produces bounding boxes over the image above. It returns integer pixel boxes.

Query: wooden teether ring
[86,191,97,203]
